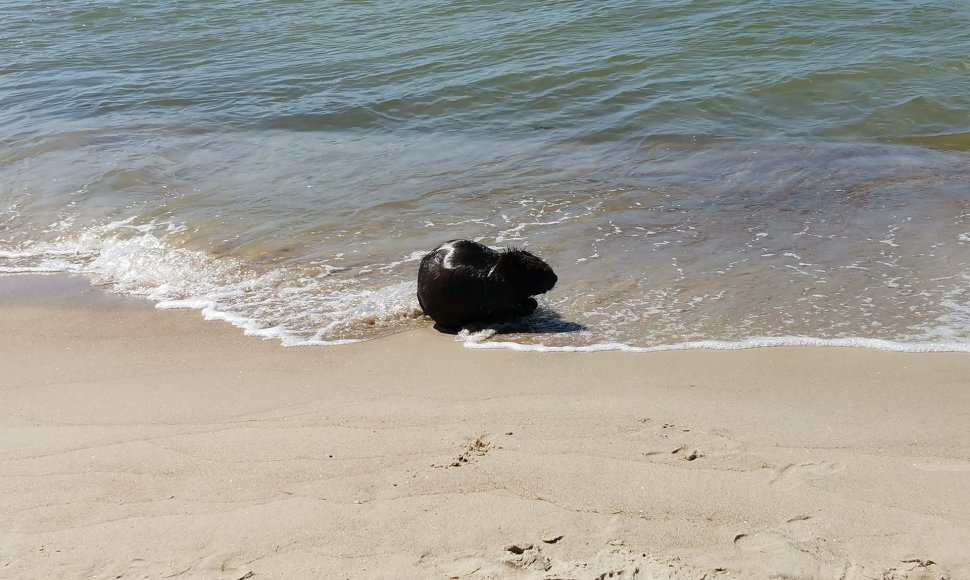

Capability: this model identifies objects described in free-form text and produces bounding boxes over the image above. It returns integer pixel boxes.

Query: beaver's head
[493,247,558,297]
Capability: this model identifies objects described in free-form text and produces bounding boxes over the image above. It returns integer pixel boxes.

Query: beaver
[417,239,558,332]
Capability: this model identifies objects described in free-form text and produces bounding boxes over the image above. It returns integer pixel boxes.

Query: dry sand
[1,274,968,579]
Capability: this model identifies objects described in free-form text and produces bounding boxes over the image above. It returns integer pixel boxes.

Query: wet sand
[1,274,968,579]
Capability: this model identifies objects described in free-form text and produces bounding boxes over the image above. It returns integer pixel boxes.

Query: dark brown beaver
[417,239,557,332]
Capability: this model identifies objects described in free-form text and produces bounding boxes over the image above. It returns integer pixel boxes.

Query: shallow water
[2,1,969,351]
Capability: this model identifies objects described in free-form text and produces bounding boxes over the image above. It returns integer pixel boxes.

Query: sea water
[2,1,969,351]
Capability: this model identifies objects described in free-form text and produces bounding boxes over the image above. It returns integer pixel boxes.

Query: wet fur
[417,240,558,331]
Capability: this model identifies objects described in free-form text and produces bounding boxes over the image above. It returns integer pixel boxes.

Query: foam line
[460,335,970,353]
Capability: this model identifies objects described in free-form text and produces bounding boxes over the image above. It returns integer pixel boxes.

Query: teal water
[5,1,969,144]
[2,1,969,350]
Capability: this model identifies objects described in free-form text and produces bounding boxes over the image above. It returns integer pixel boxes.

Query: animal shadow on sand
[438,306,587,336]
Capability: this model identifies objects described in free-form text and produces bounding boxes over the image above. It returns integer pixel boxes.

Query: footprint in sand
[638,421,771,472]
[732,513,820,552]
[639,420,710,462]
[503,546,716,579]
[890,559,952,580]
[733,530,789,553]
[732,516,849,576]
[770,460,843,490]
[840,558,952,580]
[433,434,493,469]
[642,444,705,463]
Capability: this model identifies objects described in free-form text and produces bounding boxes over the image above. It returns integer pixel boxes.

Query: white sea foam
[0,220,425,346]
[0,265,66,273]
[459,334,970,353]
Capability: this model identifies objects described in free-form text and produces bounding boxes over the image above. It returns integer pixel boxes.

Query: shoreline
[8,271,968,356]
[2,274,969,578]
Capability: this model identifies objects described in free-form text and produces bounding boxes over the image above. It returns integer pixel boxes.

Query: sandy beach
[1,274,968,579]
